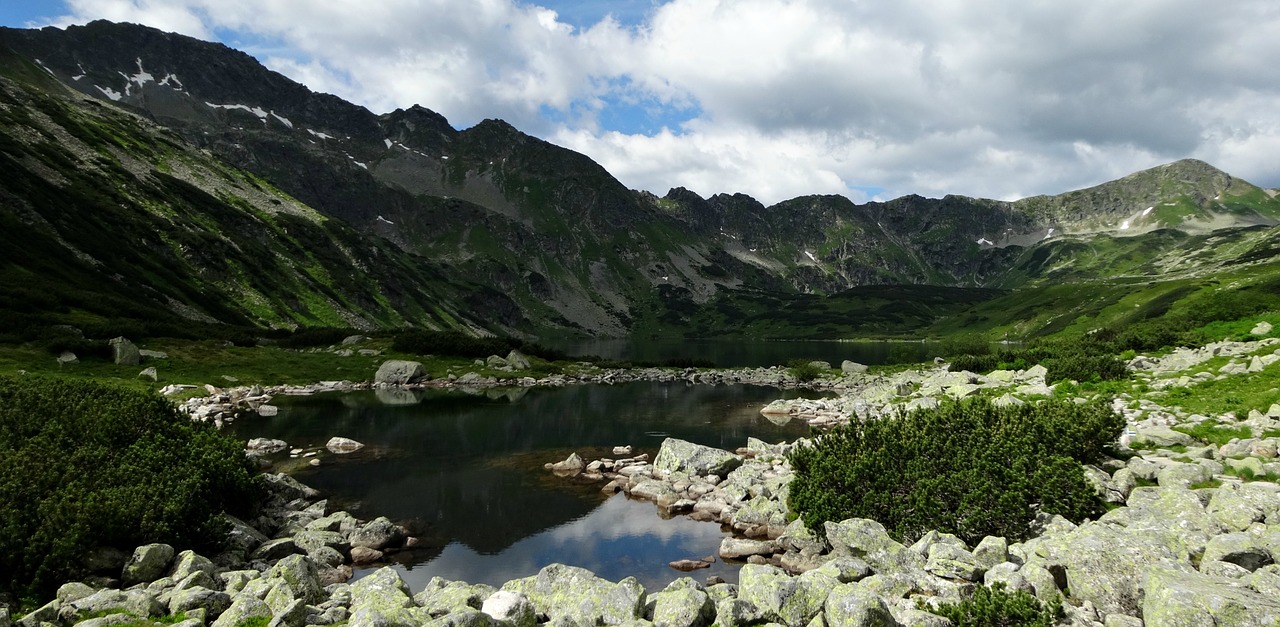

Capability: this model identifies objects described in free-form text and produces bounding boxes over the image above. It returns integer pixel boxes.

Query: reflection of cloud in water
[389,494,738,591]
[762,411,793,426]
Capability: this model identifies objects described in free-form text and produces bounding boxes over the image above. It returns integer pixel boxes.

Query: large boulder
[210,596,271,627]
[349,567,419,627]
[109,337,141,366]
[413,577,496,618]
[1033,521,1186,616]
[653,438,743,477]
[823,582,897,627]
[649,579,715,627]
[737,564,836,627]
[350,517,404,550]
[824,518,923,575]
[1143,566,1280,625]
[374,360,425,385]
[500,563,645,625]
[480,591,536,627]
[122,543,175,587]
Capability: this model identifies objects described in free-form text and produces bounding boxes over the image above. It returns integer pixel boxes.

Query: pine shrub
[788,397,1123,545]
[0,376,262,597]
[924,582,1064,627]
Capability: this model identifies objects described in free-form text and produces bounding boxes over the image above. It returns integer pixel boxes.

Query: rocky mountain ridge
[2,20,1279,338]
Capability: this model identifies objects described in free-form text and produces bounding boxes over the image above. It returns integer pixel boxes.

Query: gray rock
[823,582,897,627]
[325,437,365,454]
[778,519,829,555]
[109,337,141,366]
[649,580,714,627]
[138,366,158,381]
[500,564,645,625]
[1202,532,1274,572]
[122,543,175,587]
[506,350,532,370]
[983,563,1034,595]
[1155,462,1212,488]
[1101,486,1224,557]
[414,577,496,617]
[350,516,404,550]
[1034,521,1186,616]
[374,360,425,385]
[56,351,78,366]
[170,550,216,584]
[251,538,302,561]
[925,543,983,581]
[550,453,585,473]
[56,582,95,604]
[719,537,776,560]
[973,536,1008,569]
[824,518,923,575]
[1253,321,1274,336]
[268,554,324,604]
[812,556,872,583]
[737,564,834,627]
[424,609,500,626]
[211,596,272,627]
[653,438,743,477]
[1129,426,1194,448]
[349,567,417,627]
[169,586,231,617]
[480,591,536,627]
[247,438,289,455]
[1143,565,1280,626]
[841,361,868,375]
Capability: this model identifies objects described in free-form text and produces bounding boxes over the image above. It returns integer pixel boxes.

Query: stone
[983,563,1034,595]
[247,438,289,455]
[649,581,714,627]
[211,596,271,627]
[350,547,385,564]
[824,518,922,575]
[1155,462,1212,488]
[268,554,324,604]
[349,567,417,626]
[1203,532,1274,572]
[138,366,158,381]
[1130,426,1194,448]
[841,361,868,375]
[925,543,983,581]
[778,519,828,555]
[501,564,645,625]
[351,516,404,550]
[1208,483,1267,531]
[1034,521,1186,616]
[326,436,365,454]
[374,360,425,385]
[823,582,897,627]
[170,550,216,584]
[653,438,743,477]
[973,536,1008,570]
[1143,565,1280,626]
[812,556,872,583]
[480,591,536,627]
[1253,321,1274,336]
[737,564,834,627]
[109,337,141,366]
[719,537,776,560]
[550,453,585,473]
[506,350,532,370]
[122,543,175,587]
[251,538,302,561]
[414,577,496,617]
[169,586,231,617]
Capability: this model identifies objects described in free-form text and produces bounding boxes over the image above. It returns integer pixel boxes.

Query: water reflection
[230,382,820,587]
[549,338,936,368]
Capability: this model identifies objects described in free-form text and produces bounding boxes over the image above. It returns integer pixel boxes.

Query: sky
[2,0,1278,205]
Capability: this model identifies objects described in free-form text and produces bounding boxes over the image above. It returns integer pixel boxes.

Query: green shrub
[939,333,992,359]
[949,354,999,373]
[391,330,516,358]
[788,398,1123,545]
[786,359,824,383]
[1043,353,1128,384]
[0,376,262,597]
[923,582,1064,627]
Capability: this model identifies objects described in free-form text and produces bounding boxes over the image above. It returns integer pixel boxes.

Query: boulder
[247,438,289,455]
[414,577,496,617]
[326,437,365,454]
[138,366,158,381]
[1202,533,1274,572]
[823,582,897,627]
[1034,521,1186,616]
[550,453,585,474]
[374,360,425,385]
[653,438,743,477]
[350,517,404,550]
[109,337,141,366]
[824,518,922,575]
[122,543,175,587]
[268,554,324,605]
[812,556,872,583]
[170,550,216,584]
[349,567,417,626]
[737,564,834,627]
[925,543,983,581]
[500,564,645,625]
[841,361,868,375]
[1143,565,1280,626]
[210,596,271,627]
[480,591,536,627]
[649,579,715,627]
[506,350,532,370]
[1129,426,1194,448]
[1253,321,1274,336]
[168,586,231,618]
[719,537,776,560]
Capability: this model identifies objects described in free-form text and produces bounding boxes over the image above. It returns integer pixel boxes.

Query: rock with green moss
[211,595,271,627]
[823,582,896,626]
[479,591,536,627]
[737,564,835,627]
[648,579,714,627]
[1202,532,1273,572]
[654,438,743,477]
[501,564,645,625]
[1143,566,1280,625]
[349,567,418,627]
[414,577,496,618]
[925,543,983,581]
[823,518,923,575]
[1101,487,1223,556]
[267,554,323,604]
[168,586,231,617]
[1034,521,1186,616]
[122,543,175,587]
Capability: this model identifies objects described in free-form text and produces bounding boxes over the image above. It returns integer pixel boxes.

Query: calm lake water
[230,381,823,590]
[554,338,935,368]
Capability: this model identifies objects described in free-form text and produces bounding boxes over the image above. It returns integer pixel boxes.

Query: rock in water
[654,437,743,477]
[326,437,365,454]
[550,453,585,474]
[374,359,425,384]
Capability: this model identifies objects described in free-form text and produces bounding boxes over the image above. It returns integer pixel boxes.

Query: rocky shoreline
[12,335,1280,626]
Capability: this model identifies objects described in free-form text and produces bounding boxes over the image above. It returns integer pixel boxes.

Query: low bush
[788,397,1123,545]
[0,376,262,598]
[1043,353,1128,384]
[923,582,1064,627]
[391,329,516,358]
[786,358,825,383]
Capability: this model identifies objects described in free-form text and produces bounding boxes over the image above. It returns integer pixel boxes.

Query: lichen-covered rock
[824,518,923,575]
[777,519,828,554]
[983,563,1034,595]
[251,538,302,562]
[168,586,231,618]
[737,564,834,627]
[374,360,425,385]
[1155,462,1212,488]
[925,543,983,581]
[414,577,496,617]
[719,537,775,560]
[211,595,272,627]
[649,579,714,627]
[1130,426,1194,449]
[349,567,416,626]
[1207,483,1266,531]
[350,517,404,550]
[823,582,896,626]
[973,536,1008,569]
[480,591,536,627]
[1202,532,1274,572]
[1034,521,1186,616]
[1143,565,1280,626]
[654,438,743,477]
[122,543,175,587]
[501,564,645,625]
[1101,487,1223,556]
[268,554,324,604]
[169,550,216,585]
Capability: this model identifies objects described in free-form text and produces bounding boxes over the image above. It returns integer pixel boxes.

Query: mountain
[1,20,1278,341]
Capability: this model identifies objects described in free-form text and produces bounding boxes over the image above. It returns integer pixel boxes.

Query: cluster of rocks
[10,474,422,627]
[245,436,366,468]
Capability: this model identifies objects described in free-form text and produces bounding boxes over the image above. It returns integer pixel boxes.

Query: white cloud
[47,0,1280,204]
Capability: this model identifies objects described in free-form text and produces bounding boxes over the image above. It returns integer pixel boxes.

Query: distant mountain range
[2,20,1278,340]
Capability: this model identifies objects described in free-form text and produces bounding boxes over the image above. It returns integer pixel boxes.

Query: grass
[1172,421,1256,447]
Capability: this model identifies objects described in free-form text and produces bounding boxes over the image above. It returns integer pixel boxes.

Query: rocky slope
[2,21,1279,338]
